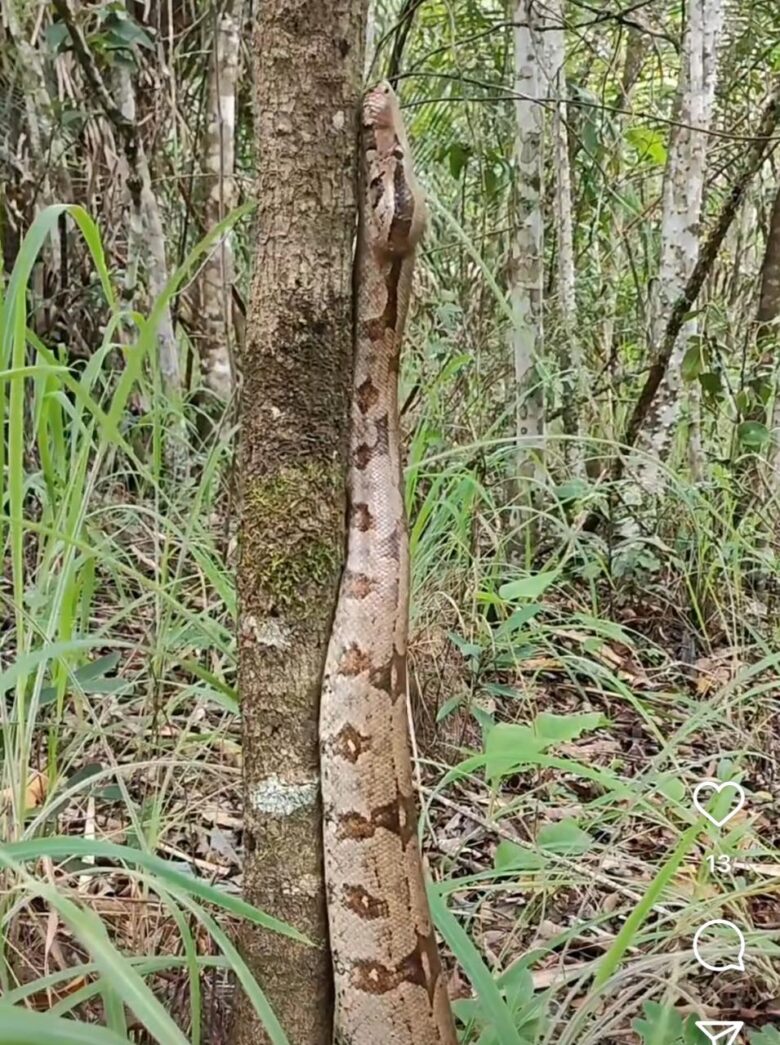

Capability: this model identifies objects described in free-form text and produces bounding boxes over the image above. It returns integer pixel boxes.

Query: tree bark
[511,0,545,501]
[194,12,240,403]
[636,0,724,490]
[759,184,780,476]
[234,3,367,1043]
[546,0,581,470]
[758,184,780,330]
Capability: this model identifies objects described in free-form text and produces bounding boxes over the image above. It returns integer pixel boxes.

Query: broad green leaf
[533,711,606,743]
[738,420,770,448]
[749,1027,780,1043]
[494,840,544,871]
[625,125,668,164]
[485,724,546,781]
[681,340,706,382]
[658,777,686,803]
[499,571,558,601]
[699,370,723,398]
[633,1001,685,1044]
[537,820,592,856]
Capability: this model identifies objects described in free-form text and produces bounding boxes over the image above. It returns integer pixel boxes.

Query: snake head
[362,81,425,258]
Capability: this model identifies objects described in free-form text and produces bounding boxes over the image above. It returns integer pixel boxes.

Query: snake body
[320,83,458,1045]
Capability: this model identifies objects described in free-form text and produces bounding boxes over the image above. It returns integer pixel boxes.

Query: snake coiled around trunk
[319,82,458,1045]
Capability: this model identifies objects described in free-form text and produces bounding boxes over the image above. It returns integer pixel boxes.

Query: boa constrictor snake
[320,83,458,1045]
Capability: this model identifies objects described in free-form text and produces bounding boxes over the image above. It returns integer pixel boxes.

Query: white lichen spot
[242,615,291,651]
[332,110,345,131]
[299,873,320,898]
[251,774,318,817]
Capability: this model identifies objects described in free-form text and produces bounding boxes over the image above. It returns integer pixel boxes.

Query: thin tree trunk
[547,0,581,470]
[598,29,648,460]
[759,185,780,476]
[194,12,239,402]
[234,2,367,1043]
[511,0,545,502]
[759,184,780,330]
[637,0,724,490]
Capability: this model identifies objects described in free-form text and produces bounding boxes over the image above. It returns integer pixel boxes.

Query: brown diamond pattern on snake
[353,414,390,471]
[356,377,380,414]
[353,443,373,470]
[339,644,372,676]
[367,657,392,693]
[330,722,371,763]
[350,501,374,531]
[335,791,417,846]
[343,570,375,600]
[341,883,390,920]
[348,930,438,1001]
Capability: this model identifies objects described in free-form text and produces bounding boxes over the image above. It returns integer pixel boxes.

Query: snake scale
[320,83,458,1045]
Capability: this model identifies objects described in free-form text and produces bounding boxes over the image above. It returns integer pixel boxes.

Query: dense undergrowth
[2,200,780,1044]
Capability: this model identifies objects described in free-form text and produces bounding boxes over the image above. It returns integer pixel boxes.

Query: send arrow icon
[695,1021,744,1045]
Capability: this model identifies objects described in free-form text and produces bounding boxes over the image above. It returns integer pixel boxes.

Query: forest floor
[5,462,780,1044]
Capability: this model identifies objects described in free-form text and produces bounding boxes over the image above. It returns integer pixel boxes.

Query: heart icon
[692,779,746,828]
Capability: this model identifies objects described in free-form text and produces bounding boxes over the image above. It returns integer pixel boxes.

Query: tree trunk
[194,12,240,403]
[234,3,367,1043]
[759,184,780,330]
[759,185,780,475]
[511,0,545,504]
[546,0,581,471]
[637,0,724,490]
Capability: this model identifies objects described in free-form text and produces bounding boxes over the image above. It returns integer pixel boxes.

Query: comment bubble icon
[694,1021,744,1045]
[692,780,746,828]
[693,920,746,973]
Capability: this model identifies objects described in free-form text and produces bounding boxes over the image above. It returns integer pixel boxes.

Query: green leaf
[681,339,706,382]
[658,777,686,803]
[428,886,526,1045]
[533,711,606,743]
[738,420,770,448]
[749,1026,780,1043]
[44,22,70,52]
[3,838,309,944]
[633,1001,684,1044]
[498,571,558,601]
[0,1006,130,1045]
[493,840,544,871]
[485,724,546,780]
[448,631,482,661]
[537,820,592,856]
[699,371,723,398]
[448,142,472,180]
[0,858,188,1045]
[1,639,110,698]
[435,694,463,722]
[554,478,589,502]
[494,603,543,639]
[484,712,605,783]
[101,11,155,50]
[625,125,668,165]
[39,653,125,706]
